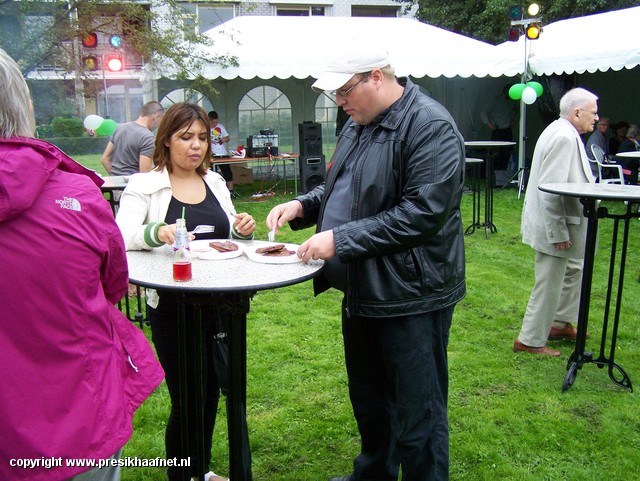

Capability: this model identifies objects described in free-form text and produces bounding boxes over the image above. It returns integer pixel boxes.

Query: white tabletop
[127,240,323,293]
[464,141,516,148]
[615,151,640,159]
[100,175,129,189]
[539,183,640,201]
[465,157,484,164]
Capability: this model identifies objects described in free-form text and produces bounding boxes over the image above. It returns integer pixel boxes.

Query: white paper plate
[190,240,245,260]
[245,243,301,264]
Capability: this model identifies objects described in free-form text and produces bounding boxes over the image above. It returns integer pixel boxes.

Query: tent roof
[200,16,507,80]
[496,6,640,76]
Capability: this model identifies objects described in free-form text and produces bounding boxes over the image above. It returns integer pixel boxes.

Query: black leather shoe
[329,476,354,481]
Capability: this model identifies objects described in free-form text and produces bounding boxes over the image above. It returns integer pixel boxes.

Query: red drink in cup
[173,261,192,281]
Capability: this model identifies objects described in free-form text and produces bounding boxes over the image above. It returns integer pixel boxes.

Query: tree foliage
[399,0,639,44]
[0,0,235,81]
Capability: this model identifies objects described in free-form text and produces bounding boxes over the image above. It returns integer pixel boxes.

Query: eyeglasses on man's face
[578,108,598,117]
[331,72,372,98]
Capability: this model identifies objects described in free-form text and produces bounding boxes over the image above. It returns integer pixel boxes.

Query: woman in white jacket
[117,102,256,481]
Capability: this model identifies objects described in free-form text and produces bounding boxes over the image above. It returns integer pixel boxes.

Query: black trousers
[212,159,234,183]
[342,305,454,481]
[148,295,227,481]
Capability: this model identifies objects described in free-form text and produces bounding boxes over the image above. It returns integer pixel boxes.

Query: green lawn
[74,154,640,481]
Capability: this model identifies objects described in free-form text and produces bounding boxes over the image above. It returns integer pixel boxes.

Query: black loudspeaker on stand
[298,122,326,193]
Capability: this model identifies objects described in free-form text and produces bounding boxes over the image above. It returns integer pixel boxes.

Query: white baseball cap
[312,45,390,93]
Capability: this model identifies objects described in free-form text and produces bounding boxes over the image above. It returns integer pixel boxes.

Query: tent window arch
[160,88,213,112]
[239,86,292,151]
[315,92,339,157]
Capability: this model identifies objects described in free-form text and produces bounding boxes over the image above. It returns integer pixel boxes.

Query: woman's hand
[234,213,256,237]
[157,223,179,246]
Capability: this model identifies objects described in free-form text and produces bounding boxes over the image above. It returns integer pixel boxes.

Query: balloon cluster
[83,115,118,137]
[508,81,544,105]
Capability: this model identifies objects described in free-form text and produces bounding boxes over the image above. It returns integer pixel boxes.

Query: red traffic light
[82,33,98,48]
[105,54,123,72]
[507,27,521,42]
[83,55,99,71]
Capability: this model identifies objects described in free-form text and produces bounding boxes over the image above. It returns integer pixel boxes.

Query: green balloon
[508,83,526,100]
[96,119,118,137]
[526,81,544,97]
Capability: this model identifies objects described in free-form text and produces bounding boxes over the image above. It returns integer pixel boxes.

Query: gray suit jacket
[521,117,595,259]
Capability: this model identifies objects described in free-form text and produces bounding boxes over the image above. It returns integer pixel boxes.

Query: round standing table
[539,183,640,392]
[464,141,516,238]
[99,175,129,214]
[127,242,323,481]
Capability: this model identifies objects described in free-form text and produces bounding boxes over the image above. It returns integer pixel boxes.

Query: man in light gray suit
[514,88,598,357]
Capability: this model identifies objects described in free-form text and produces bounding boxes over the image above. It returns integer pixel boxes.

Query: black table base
[562,199,638,392]
[464,159,483,236]
[171,291,255,481]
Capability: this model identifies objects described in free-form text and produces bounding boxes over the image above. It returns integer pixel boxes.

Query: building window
[351,6,398,17]
[277,6,325,16]
[180,3,235,33]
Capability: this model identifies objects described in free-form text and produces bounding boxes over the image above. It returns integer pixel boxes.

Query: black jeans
[342,305,454,481]
[148,295,227,481]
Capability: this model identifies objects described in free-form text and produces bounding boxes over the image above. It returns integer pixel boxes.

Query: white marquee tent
[152,10,639,156]
[495,6,640,76]
[196,16,514,80]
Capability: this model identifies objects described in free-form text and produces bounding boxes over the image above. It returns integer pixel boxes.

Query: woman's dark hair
[153,102,211,176]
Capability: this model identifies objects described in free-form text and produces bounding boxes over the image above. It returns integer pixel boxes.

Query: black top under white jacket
[291,78,466,318]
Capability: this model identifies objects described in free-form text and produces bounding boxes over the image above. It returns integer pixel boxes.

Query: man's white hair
[559,88,598,117]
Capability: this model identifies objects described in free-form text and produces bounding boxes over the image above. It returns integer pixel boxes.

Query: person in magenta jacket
[0,48,164,481]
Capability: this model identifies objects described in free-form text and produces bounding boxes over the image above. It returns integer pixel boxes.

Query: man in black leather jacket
[266,45,466,481]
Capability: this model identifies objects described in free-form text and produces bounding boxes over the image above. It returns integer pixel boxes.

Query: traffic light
[83,55,99,71]
[507,3,542,41]
[525,22,542,40]
[508,5,523,20]
[109,35,122,48]
[82,32,98,48]
[105,54,124,72]
[507,27,521,42]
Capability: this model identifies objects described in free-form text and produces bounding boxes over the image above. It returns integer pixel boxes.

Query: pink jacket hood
[0,137,104,222]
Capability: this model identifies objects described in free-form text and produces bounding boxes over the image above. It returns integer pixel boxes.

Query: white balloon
[83,114,104,130]
[521,86,537,105]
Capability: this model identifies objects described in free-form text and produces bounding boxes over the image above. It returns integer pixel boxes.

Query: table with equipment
[464,141,516,238]
[211,155,300,195]
[126,243,323,480]
[539,183,640,392]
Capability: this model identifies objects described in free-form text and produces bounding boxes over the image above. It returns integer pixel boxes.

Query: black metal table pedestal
[562,198,635,392]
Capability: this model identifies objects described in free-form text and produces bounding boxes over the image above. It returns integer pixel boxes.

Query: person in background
[481,83,518,170]
[116,102,256,481]
[586,116,609,155]
[101,100,165,175]
[208,110,238,197]
[514,88,598,357]
[267,44,466,481]
[585,117,609,176]
[0,47,163,481]
[609,120,630,155]
[616,123,640,184]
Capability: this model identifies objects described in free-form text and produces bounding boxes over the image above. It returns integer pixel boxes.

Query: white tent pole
[517,37,531,199]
